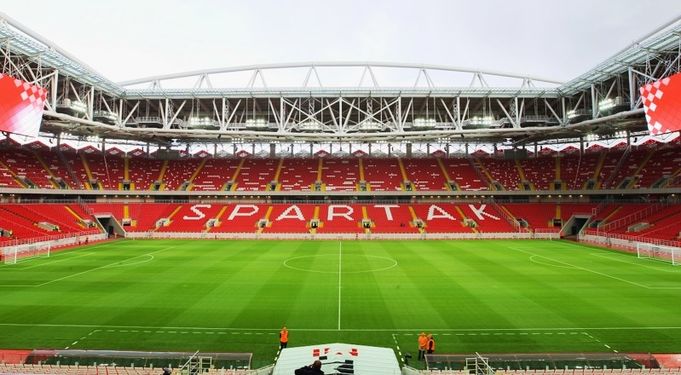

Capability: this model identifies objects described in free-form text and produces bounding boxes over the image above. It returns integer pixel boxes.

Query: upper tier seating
[596,149,625,189]
[279,158,318,191]
[235,158,278,191]
[81,152,125,189]
[635,146,681,188]
[441,158,488,191]
[604,148,651,189]
[60,151,89,189]
[191,158,240,191]
[0,141,680,192]
[403,158,447,190]
[481,158,521,190]
[520,156,556,190]
[560,151,601,190]
[128,157,165,190]
[323,158,359,191]
[363,158,403,191]
[39,150,81,189]
[163,159,203,190]
[0,148,53,189]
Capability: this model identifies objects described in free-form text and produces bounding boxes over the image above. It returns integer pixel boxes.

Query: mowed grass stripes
[1,239,680,367]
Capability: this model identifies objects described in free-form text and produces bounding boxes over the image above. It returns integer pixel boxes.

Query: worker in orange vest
[418,332,428,360]
[426,334,436,355]
[279,326,289,349]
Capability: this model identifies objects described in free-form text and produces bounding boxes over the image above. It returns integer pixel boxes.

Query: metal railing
[599,202,667,232]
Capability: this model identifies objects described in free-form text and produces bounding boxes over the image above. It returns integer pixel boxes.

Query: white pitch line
[338,241,342,331]
[2,322,681,333]
[511,247,654,289]
[35,246,175,287]
[391,334,404,364]
[18,252,97,270]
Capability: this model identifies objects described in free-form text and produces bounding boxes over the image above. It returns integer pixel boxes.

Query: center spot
[283,254,398,274]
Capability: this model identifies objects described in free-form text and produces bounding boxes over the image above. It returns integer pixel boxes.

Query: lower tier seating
[1,203,678,244]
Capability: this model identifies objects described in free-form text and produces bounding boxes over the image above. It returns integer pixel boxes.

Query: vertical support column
[270,143,276,158]
[101,138,106,153]
[591,84,598,119]
[406,143,412,158]
[628,67,636,110]
[456,96,462,129]
[221,97,227,130]
[51,70,59,110]
[397,96,403,131]
[87,87,94,121]
[579,137,584,154]
[118,99,124,126]
[279,97,285,133]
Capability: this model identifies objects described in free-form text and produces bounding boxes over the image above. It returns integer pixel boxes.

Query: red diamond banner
[640,72,681,135]
[0,74,47,138]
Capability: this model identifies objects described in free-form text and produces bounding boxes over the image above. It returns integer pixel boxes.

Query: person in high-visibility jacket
[426,334,436,355]
[418,332,428,360]
[279,326,289,349]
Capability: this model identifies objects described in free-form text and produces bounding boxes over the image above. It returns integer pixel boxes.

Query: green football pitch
[1,239,681,368]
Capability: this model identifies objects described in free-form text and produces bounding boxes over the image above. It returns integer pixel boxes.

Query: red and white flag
[0,74,47,138]
[640,72,681,135]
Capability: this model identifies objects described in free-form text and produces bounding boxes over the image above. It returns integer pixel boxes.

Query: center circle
[283,254,398,274]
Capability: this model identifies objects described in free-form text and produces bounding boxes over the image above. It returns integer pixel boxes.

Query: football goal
[3,244,51,265]
[636,242,680,266]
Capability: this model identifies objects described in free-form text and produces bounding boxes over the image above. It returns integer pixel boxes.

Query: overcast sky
[2,0,681,86]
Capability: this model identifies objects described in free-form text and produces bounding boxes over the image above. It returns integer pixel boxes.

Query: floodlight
[469,116,495,126]
[413,118,436,128]
[245,118,268,129]
[598,98,615,111]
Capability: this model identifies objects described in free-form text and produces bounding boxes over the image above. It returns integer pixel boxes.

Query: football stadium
[1,2,681,374]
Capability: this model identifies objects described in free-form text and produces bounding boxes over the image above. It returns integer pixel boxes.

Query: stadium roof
[5,11,681,95]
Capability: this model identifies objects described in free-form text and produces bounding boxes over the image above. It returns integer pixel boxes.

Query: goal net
[636,242,679,266]
[3,244,51,265]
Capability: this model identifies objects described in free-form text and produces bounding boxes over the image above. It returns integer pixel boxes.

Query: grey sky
[2,0,681,85]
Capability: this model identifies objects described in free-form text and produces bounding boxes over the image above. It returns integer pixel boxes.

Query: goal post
[3,244,51,265]
[636,242,679,266]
